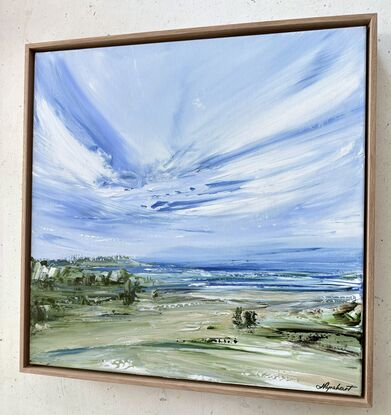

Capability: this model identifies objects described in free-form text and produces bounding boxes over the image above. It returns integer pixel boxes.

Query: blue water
[90,264,362,293]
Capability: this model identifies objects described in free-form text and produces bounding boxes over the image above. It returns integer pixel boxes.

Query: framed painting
[21,14,377,406]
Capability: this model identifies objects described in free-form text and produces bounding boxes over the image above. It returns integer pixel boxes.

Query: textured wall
[0,1,390,414]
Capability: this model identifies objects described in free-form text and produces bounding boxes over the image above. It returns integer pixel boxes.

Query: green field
[30,259,363,394]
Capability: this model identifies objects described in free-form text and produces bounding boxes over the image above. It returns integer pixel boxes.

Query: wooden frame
[20,13,377,407]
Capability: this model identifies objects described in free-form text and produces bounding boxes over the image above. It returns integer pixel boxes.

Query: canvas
[28,25,368,397]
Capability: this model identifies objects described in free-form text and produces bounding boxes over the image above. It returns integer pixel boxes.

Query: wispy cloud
[31,27,366,264]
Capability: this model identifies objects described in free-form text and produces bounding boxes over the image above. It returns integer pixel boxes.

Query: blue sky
[31,27,366,267]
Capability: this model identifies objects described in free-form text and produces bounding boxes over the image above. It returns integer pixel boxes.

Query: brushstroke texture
[31,27,366,268]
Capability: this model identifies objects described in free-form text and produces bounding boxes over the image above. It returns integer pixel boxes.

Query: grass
[29,262,363,394]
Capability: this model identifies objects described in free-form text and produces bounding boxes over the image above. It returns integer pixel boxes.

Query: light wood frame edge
[20,13,377,407]
[362,11,377,409]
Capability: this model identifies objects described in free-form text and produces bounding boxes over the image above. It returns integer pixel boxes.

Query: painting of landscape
[30,27,367,395]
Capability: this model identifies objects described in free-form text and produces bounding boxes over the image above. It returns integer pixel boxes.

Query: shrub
[242,310,257,328]
[232,307,243,327]
[123,279,137,305]
[232,307,258,328]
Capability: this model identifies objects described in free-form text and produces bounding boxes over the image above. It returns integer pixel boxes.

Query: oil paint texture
[30,27,366,395]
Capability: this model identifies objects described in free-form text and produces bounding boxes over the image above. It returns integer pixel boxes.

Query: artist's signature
[316,382,357,393]
[321,295,356,304]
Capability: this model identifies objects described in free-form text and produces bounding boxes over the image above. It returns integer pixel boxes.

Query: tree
[242,310,257,328]
[232,307,257,328]
[232,307,243,327]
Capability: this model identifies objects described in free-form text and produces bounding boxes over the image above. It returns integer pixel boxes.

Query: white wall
[1,1,390,414]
